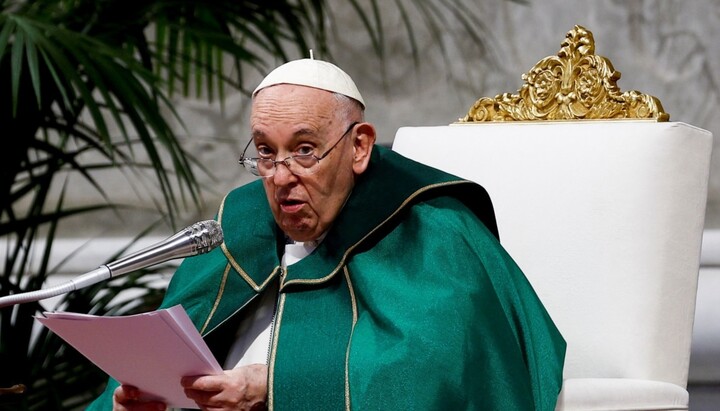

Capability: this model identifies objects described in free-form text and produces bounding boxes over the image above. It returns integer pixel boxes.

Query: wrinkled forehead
[251,84,339,129]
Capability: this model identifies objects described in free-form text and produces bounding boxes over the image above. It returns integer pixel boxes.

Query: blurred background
[1,0,718,409]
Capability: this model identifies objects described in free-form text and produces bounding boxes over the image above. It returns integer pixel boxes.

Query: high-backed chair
[392,26,713,411]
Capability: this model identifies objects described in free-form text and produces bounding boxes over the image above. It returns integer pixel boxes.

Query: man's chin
[285,232,316,243]
[280,220,316,242]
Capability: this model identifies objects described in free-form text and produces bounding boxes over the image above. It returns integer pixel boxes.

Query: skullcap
[253,58,365,107]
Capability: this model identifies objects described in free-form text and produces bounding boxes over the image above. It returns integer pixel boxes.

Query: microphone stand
[0,220,223,309]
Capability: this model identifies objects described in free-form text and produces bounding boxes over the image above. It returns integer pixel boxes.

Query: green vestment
[87,145,565,410]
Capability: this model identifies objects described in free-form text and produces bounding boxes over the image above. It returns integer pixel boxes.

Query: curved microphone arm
[0,220,223,309]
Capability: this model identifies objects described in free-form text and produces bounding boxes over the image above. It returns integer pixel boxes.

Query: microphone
[0,220,224,308]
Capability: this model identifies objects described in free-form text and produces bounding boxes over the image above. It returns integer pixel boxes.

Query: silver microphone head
[188,220,224,255]
[105,219,225,278]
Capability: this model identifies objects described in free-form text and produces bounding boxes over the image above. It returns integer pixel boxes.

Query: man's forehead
[253,82,335,103]
[250,124,322,139]
[252,85,336,123]
[251,97,336,143]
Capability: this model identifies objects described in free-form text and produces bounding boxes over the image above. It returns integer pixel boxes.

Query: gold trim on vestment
[199,263,231,335]
[343,266,358,411]
[267,292,286,411]
[458,25,669,123]
[224,247,281,292]
[217,190,281,292]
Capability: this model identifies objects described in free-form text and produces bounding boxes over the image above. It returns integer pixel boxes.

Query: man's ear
[352,122,376,175]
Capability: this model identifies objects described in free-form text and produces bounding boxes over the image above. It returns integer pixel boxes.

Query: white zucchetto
[253,58,365,108]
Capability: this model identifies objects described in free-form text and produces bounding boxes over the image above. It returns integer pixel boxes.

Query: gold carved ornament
[459,25,669,122]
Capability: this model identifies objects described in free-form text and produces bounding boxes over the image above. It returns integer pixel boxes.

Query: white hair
[333,92,365,123]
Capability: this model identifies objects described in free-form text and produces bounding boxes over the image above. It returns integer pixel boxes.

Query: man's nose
[272,159,297,185]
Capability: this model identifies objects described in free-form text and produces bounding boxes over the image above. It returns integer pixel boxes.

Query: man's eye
[295,146,314,156]
[257,146,274,157]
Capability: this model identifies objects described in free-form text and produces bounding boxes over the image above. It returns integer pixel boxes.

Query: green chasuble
[87,145,565,410]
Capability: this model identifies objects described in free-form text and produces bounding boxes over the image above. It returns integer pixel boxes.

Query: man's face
[250,84,361,242]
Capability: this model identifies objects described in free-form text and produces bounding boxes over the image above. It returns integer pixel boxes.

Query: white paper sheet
[36,304,222,409]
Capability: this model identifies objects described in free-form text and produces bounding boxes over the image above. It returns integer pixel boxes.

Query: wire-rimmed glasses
[238,122,358,178]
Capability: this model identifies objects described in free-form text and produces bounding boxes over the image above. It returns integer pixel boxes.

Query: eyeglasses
[238,122,358,178]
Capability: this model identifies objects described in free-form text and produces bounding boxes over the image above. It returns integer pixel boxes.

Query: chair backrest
[391,25,713,389]
[392,121,712,388]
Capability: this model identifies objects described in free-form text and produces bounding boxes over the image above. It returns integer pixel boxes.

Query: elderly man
[88,58,565,411]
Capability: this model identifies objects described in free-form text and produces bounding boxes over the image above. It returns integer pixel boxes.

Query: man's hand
[181,364,268,411]
[112,385,166,411]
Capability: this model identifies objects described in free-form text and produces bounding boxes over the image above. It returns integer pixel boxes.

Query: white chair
[392,26,713,411]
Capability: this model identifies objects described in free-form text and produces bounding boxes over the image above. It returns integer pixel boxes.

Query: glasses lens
[239,158,260,176]
[259,156,319,177]
[291,155,319,172]
[256,159,276,176]
[239,150,323,178]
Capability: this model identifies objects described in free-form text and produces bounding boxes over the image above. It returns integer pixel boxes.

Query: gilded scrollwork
[459,25,669,122]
